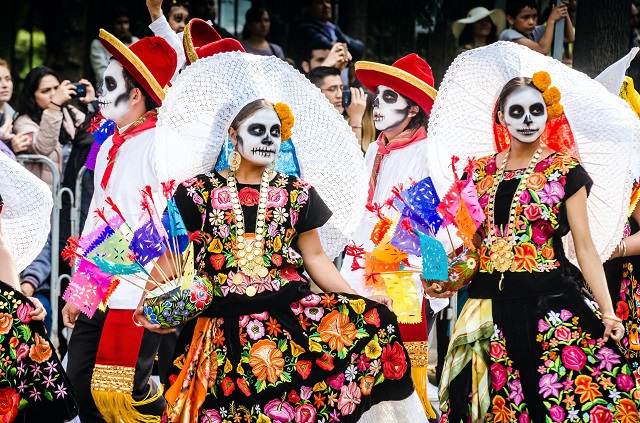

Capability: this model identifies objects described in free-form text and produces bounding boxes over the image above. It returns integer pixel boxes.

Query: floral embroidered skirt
[0,284,78,422]
[163,292,415,423]
[441,288,640,423]
[604,255,640,382]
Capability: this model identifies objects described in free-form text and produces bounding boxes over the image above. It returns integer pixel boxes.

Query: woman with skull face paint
[140,98,428,422]
[439,73,639,423]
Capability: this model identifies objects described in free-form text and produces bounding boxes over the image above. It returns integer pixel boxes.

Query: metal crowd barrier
[16,155,88,349]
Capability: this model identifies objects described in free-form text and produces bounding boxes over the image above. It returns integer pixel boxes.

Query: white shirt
[149,16,186,82]
[340,136,450,313]
[83,127,166,309]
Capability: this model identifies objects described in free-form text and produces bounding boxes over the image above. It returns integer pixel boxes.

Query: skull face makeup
[502,86,547,143]
[98,61,132,122]
[234,108,282,167]
[373,85,410,132]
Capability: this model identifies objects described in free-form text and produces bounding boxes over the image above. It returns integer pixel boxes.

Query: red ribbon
[100,111,158,190]
[367,127,427,204]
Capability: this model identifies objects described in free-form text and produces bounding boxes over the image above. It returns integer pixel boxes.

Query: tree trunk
[573,0,630,77]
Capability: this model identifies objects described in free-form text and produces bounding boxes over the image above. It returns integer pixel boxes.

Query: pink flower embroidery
[538,181,564,206]
[266,188,288,207]
[210,187,232,210]
[338,382,362,416]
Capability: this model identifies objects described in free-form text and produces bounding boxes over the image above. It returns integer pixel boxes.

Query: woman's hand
[420,275,455,298]
[134,305,176,334]
[51,80,75,107]
[10,132,31,153]
[27,297,47,321]
[0,117,12,141]
[62,302,80,329]
[368,295,393,311]
[602,316,624,342]
[78,78,96,104]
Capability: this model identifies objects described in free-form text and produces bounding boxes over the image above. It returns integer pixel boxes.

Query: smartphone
[71,82,87,98]
[342,88,351,108]
[25,132,34,144]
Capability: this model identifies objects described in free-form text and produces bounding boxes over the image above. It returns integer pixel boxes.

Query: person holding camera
[309,66,366,142]
[13,66,95,190]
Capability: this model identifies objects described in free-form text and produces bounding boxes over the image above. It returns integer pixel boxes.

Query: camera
[71,82,87,99]
[342,88,351,109]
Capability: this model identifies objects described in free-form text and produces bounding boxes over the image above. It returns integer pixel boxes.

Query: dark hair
[122,67,160,111]
[242,7,268,40]
[162,1,191,19]
[458,18,499,47]
[230,99,274,130]
[494,76,542,123]
[308,66,340,87]
[506,0,538,19]
[17,66,59,124]
[405,97,428,130]
[301,40,332,64]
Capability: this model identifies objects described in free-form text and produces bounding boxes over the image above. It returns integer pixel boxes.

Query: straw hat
[99,29,177,106]
[155,52,368,259]
[452,7,506,39]
[355,53,438,116]
[0,153,52,272]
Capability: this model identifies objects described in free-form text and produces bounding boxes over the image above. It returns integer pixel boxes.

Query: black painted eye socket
[105,76,117,92]
[530,102,545,116]
[508,105,524,119]
[248,124,266,136]
[270,124,281,138]
[381,89,398,104]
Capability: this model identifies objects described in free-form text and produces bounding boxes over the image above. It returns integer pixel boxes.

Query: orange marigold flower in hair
[542,86,561,106]
[274,102,294,141]
[547,103,564,120]
[532,71,552,92]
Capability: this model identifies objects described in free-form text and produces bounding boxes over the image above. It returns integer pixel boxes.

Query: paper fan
[0,153,52,272]
[155,52,368,259]
[426,41,640,262]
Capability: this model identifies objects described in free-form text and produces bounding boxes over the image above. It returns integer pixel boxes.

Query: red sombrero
[355,53,438,116]
[183,18,245,64]
[99,29,177,106]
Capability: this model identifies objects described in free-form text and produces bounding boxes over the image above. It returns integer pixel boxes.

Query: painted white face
[502,86,547,143]
[98,61,131,122]
[235,108,282,167]
[373,85,410,132]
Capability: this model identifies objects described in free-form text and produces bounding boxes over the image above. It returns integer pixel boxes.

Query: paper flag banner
[63,259,115,317]
[454,200,476,251]
[460,179,485,229]
[381,272,422,324]
[399,177,443,235]
[418,231,448,281]
[370,216,393,245]
[390,215,422,256]
[372,242,408,264]
[131,218,168,265]
[162,199,189,254]
[180,243,196,290]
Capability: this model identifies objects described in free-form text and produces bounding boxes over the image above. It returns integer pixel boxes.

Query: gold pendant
[245,286,257,297]
[232,273,244,285]
[257,266,268,278]
[489,238,514,273]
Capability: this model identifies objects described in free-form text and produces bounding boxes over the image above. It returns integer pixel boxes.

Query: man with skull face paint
[340,54,453,418]
[61,30,178,422]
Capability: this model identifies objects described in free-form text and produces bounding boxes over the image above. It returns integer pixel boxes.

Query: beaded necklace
[227,168,272,295]
[485,146,543,289]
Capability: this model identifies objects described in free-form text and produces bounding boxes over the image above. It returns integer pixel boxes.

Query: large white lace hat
[155,52,368,259]
[0,153,52,272]
[426,41,640,263]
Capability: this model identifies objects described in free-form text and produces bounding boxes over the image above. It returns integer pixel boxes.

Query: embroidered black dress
[440,153,639,423]
[163,171,414,423]
[0,284,77,422]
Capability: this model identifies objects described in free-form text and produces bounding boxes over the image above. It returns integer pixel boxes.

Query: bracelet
[602,314,623,323]
[132,311,144,327]
[619,239,627,257]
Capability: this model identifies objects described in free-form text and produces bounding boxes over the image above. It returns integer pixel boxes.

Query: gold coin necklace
[227,168,272,295]
[485,146,543,289]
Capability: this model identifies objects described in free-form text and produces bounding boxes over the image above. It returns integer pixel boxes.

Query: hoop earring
[229,150,242,171]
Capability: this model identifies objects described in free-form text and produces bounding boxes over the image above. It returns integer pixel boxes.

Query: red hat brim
[183,18,245,63]
[355,61,438,116]
[99,29,171,106]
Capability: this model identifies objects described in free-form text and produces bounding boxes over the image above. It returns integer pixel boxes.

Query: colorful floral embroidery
[181,172,311,298]
[0,289,71,416]
[536,309,639,421]
[484,325,531,423]
[169,293,408,423]
[616,261,640,380]
[473,154,577,273]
